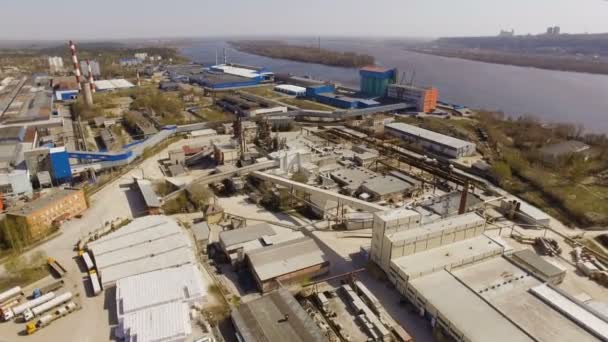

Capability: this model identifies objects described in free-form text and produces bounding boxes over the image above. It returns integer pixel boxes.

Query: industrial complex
[0,38,606,342]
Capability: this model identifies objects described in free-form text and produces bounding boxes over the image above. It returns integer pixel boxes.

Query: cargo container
[47,257,67,277]
[0,286,22,304]
[89,270,101,296]
[82,251,94,271]
[3,292,55,321]
[26,301,79,335]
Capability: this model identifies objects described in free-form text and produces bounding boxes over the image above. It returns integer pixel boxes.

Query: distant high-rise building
[48,56,64,73]
[553,26,561,35]
[546,26,561,35]
[134,52,148,61]
[80,60,101,77]
[499,29,515,37]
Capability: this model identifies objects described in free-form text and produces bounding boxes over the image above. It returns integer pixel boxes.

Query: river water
[181,39,608,133]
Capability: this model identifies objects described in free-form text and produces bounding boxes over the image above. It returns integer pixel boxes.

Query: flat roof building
[510,249,566,285]
[246,237,329,292]
[135,178,161,215]
[386,122,476,158]
[274,84,306,96]
[231,288,328,342]
[8,188,87,241]
[387,83,438,113]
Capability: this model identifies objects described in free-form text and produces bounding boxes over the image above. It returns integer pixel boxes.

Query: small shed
[191,221,210,252]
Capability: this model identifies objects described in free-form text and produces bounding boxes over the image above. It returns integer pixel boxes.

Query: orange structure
[387,84,439,113]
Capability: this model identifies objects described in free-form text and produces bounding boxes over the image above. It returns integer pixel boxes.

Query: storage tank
[0,286,21,303]
[38,314,54,326]
[11,292,55,315]
[32,292,72,316]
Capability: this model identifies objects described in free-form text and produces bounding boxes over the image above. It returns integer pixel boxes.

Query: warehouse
[246,237,329,292]
[93,79,134,92]
[274,84,306,96]
[88,216,195,286]
[386,122,476,158]
[116,302,191,342]
[231,288,327,342]
[135,178,161,215]
[115,265,207,318]
[312,92,380,109]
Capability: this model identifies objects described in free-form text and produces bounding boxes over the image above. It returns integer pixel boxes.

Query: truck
[81,251,95,271]
[0,299,20,321]
[89,270,102,296]
[3,292,55,321]
[26,301,79,335]
[32,280,64,299]
[23,292,73,322]
[47,257,67,277]
[0,286,23,304]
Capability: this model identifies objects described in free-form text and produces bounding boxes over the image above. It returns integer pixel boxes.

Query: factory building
[48,56,64,73]
[7,188,87,241]
[231,288,327,342]
[386,122,476,158]
[387,84,438,112]
[79,60,101,77]
[187,63,274,90]
[246,236,329,293]
[359,66,397,97]
[371,207,603,341]
[312,92,380,109]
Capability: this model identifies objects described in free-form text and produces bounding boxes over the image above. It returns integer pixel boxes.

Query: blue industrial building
[313,92,379,109]
[49,147,73,182]
[359,66,397,97]
[305,84,335,97]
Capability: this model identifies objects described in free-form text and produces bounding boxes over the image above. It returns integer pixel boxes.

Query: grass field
[241,86,285,99]
[280,97,336,111]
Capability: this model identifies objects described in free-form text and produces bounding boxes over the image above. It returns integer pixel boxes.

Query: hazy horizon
[2,0,608,41]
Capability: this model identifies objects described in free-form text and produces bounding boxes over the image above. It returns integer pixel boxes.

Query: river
[181,39,608,133]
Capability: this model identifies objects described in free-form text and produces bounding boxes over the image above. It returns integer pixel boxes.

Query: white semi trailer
[3,292,55,321]
[24,292,73,321]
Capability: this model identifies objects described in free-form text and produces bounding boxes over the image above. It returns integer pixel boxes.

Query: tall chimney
[69,40,82,90]
[86,59,95,93]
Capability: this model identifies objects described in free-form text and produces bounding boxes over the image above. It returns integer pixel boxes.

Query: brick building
[7,188,88,240]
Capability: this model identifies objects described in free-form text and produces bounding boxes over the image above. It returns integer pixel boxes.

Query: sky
[2,0,608,40]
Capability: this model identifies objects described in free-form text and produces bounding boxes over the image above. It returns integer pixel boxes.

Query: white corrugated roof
[120,302,192,342]
[101,247,195,286]
[116,265,207,316]
[212,64,260,78]
[386,122,475,150]
[89,216,182,256]
[274,84,306,93]
[94,78,135,91]
[88,216,196,286]
[94,233,191,269]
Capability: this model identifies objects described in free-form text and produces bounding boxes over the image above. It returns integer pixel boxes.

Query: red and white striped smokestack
[69,40,82,90]
[86,59,95,93]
